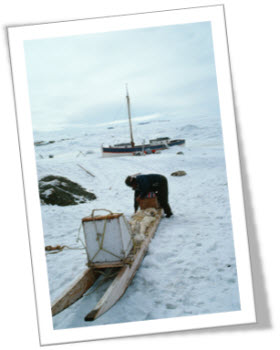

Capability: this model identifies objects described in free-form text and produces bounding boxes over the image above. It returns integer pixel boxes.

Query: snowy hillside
[33,113,240,329]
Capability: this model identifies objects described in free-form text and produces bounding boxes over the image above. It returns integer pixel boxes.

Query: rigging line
[112,104,124,124]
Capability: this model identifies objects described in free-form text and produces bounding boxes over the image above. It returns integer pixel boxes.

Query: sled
[51,208,162,321]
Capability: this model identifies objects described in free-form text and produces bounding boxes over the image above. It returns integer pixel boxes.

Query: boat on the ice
[101,86,185,157]
[149,137,186,147]
[51,207,162,321]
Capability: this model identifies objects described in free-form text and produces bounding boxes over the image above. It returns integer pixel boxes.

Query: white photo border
[8,5,256,346]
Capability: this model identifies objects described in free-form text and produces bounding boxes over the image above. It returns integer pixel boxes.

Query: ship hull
[102,139,185,157]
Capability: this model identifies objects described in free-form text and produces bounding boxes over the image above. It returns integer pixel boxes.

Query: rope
[76,222,86,249]
[45,209,134,263]
[87,210,129,264]
[88,216,125,262]
[45,245,84,255]
[45,222,87,255]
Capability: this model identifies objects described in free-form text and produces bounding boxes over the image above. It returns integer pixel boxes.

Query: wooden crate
[139,197,159,210]
[82,209,133,264]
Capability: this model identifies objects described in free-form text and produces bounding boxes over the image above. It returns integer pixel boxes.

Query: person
[125,174,173,217]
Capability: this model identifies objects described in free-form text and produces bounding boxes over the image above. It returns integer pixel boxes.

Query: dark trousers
[156,177,172,216]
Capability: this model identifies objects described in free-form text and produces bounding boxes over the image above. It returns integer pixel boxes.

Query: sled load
[51,202,162,321]
[138,192,159,210]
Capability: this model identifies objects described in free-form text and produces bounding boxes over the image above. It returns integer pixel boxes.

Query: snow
[40,179,61,187]
[34,113,240,329]
[41,188,54,198]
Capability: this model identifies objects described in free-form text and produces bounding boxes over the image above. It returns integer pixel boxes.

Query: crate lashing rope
[118,215,140,261]
[88,209,125,264]
[86,211,136,267]
[122,215,135,249]
[45,209,129,258]
[76,222,87,250]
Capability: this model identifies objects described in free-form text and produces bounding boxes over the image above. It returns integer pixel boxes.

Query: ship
[101,86,185,157]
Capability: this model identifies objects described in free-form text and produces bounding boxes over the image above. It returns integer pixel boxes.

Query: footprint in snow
[206,242,218,253]
[166,303,177,310]
[227,278,236,284]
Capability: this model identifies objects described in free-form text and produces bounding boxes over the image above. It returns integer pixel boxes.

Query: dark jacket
[135,174,164,197]
[134,174,167,212]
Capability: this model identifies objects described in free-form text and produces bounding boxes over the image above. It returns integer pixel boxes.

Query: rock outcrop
[39,175,96,206]
[171,170,187,176]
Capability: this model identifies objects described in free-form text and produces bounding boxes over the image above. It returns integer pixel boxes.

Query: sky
[24,21,220,132]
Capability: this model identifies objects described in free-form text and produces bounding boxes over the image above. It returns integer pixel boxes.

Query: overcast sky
[24,21,220,131]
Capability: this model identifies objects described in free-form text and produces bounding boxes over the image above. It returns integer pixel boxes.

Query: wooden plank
[51,268,99,316]
[87,261,126,269]
[84,209,162,321]
[82,213,122,222]
[77,163,95,177]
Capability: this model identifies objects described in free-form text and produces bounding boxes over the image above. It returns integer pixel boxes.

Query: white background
[1,0,279,349]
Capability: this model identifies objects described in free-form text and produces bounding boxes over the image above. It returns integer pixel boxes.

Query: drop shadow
[228,89,271,332]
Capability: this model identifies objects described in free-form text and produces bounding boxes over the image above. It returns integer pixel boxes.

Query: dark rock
[177,151,184,155]
[171,170,187,176]
[39,175,96,206]
[34,140,55,147]
[34,141,46,146]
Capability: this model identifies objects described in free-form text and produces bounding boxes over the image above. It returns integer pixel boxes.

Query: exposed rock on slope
[39,175,96,206]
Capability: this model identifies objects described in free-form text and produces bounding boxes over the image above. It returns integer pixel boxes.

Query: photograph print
[8,5,255,345]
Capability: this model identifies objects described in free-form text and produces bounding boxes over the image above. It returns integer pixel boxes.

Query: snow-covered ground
[34,113,240,329]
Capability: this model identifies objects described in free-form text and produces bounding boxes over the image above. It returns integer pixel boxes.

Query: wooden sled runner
[51,208,162,321]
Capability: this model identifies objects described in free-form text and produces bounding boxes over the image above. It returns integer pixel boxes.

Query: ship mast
[126,84,135,147]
